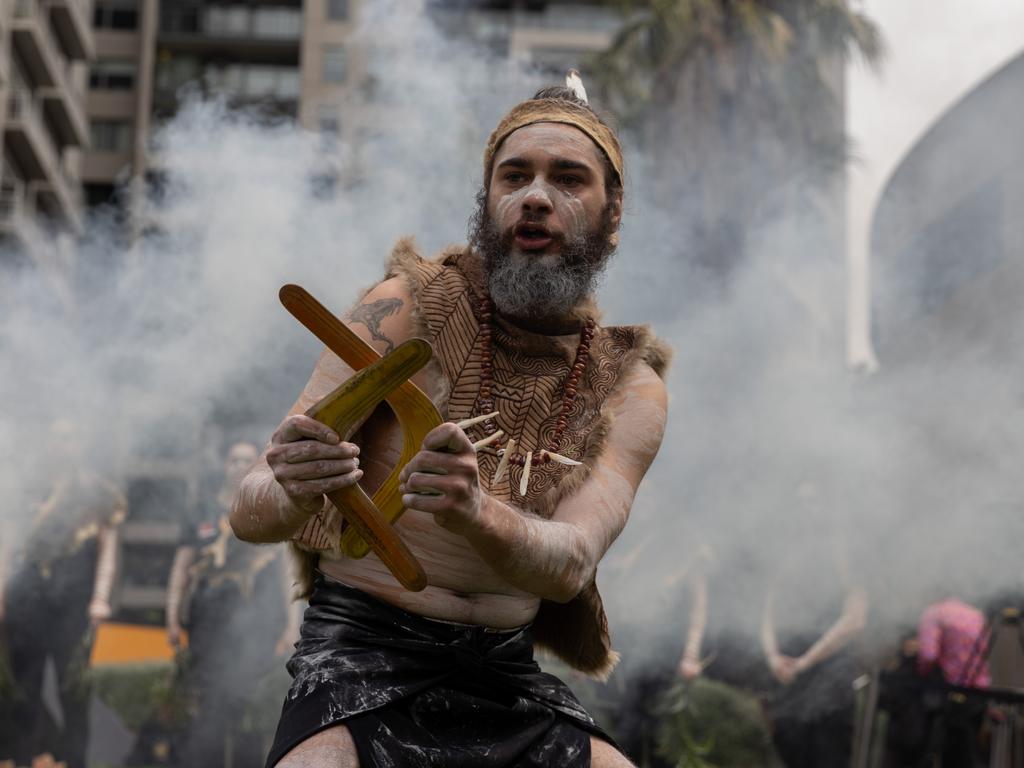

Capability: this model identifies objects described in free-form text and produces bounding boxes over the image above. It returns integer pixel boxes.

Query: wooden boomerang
[279,285,443,568]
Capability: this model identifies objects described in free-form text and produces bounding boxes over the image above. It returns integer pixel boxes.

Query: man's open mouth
[513,222,554,251]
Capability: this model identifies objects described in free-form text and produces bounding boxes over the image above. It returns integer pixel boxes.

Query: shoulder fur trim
[384,235,423,276]
[643,333,673,379]
[381,237,452,414]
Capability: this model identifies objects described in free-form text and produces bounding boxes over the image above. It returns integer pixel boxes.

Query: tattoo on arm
[348,298,403,354]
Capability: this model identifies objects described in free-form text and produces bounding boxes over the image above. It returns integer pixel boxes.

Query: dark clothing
[768,649,857,768]
[2,555,95,768]
[0,472,123,768]
[766,550,862,768]
[266,576,612,768]
[175,504,286,767]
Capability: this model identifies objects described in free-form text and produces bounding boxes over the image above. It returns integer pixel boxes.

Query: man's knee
[273,724,360,768]
[590,736,636,768]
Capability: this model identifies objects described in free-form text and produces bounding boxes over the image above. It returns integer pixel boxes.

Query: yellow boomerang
[279,284,443,589]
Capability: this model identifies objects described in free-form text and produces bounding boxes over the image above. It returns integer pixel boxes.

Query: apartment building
[81,0,154,209]
[83,0,359,212]
[428,0,621,75]
[0,0,93,309]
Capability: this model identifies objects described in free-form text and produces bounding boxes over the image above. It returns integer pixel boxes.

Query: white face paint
[494,180,590,252]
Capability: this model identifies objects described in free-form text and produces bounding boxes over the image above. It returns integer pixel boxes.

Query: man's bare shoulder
[606,361,668,461]
[346,277,417,357]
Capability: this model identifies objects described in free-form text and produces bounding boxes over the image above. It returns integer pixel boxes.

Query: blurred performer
[611,543,716,768]
[759,486,869,768]
[166,440,300,767]
[232,72,669,767]
[655,543,781,768]
[0,419,126,768]
[916,596,991,690]
[914,596,990,767]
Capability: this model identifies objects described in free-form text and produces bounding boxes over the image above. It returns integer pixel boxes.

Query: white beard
[487,249,596,320]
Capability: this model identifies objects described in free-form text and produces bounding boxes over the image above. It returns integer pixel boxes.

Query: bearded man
[231,76,670,768]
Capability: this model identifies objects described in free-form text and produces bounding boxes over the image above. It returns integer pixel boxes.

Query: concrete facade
[0,0,93,308]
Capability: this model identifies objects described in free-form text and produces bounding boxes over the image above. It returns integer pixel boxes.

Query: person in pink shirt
[914,596,991,767]
[916,597,991,689]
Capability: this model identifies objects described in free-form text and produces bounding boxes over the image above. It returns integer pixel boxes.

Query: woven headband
[483,73,623,188]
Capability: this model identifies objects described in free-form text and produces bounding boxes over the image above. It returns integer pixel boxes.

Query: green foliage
[91,661,186,732]
[657,678,783,768]
[593,0,883,125]
[589,0,886,275]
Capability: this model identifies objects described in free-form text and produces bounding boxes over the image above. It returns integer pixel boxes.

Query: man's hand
[398,423,482,535]
[769,653,800,686]
[678,655,703,681]
[88,598,111,628]
[167,621,184,649]
[266,415,363,515]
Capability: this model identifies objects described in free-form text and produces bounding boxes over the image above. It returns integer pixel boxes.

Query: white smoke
[1,1,1022,754]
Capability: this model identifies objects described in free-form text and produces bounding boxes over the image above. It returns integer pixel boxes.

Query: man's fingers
[269,439,359,465]
[401,472,459,498]
[276,415,343,445]
[282,470,364,499]
[275,458,360,482]
[399,456,450,484]
[400,447,480,483]
[402,491,451,515]
[422,422,472,453]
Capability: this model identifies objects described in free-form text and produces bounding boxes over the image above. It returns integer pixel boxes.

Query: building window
[252,7,302,38]
[89,60,137,90]
[90,120,133,152]
[322,45,347,84]
[319,114,341,136]
[318,105,341,148]
[94,0,139,30]
[327,0,350,21]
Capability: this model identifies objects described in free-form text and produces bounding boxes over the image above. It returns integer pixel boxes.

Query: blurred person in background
[759,483,869,768]
[0,419,126,768]
[914,594,990,767]
[165,439,300,767]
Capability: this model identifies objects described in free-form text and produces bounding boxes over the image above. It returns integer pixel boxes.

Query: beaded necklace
[473,295,595,489]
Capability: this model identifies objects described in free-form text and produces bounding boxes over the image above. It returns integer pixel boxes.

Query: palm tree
[593,0,884,282]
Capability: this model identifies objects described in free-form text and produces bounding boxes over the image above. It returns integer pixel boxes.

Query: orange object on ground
[90,622,184,666]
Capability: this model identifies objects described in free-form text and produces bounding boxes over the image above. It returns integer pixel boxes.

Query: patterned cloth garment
[916,598,992,688]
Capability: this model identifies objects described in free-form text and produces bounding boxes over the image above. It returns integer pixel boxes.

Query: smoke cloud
[1,0,1022,753]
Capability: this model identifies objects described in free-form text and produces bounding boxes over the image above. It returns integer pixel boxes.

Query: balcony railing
[0,175,27,223]
[160,5,302,41]
[7,88,60,176]
[49,0,95,60]
[156,62,301,104]
[0,173,46,252]
[7,90,82,231]
[13,0,87,138]
[13,0,60,87]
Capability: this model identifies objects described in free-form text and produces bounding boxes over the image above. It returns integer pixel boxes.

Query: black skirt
[266,575,613,767]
